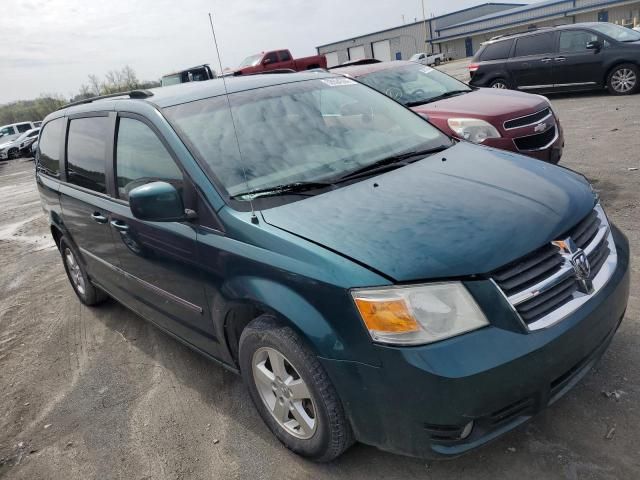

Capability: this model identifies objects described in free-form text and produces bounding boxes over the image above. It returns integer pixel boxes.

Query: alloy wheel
[611,68,637,93]
[252,347,317,439]
[491,81,507,89]
[64,248,86,295]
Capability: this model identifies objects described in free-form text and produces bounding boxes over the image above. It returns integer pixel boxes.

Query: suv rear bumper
[321,226,629,459]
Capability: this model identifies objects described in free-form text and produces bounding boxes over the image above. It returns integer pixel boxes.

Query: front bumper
[321,226,629,459]
[482,119,564,164]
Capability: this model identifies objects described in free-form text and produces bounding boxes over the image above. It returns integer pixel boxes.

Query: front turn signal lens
[354,298,420,333]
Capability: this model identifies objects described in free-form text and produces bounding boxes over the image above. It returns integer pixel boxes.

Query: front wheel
[239,315,353,462]
[607,64,639,95]
[434,58,441,66]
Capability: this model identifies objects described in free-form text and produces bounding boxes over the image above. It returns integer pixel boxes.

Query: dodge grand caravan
[36,73,630,462]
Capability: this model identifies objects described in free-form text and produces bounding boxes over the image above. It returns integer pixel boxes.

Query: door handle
[91,212,108,224]
[554,56,567,62]
[110,220,129,232]
[540,58,552,63]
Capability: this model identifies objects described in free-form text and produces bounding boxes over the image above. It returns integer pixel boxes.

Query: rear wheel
[239,315,353,462]
[434,58,441,66]
[8,148,19,160]
[607,64,639,95]
[59,237,108,306]
[489,78,510,89]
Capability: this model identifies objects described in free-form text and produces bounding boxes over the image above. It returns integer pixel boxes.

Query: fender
[220,275,380,366]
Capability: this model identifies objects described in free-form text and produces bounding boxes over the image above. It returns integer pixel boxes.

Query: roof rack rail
[488,26,554,42]
[58,89,154,110]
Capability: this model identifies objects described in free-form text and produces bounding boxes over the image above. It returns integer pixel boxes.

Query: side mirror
[586,40,602,51]
[263,57,273,65]
[129,181,191,222]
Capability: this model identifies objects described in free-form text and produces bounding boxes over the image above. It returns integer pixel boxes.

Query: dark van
[36,73,630,461]
[469,22,640,95]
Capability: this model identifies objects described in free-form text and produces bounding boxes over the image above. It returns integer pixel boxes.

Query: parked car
[469,22,640,95]
[161,64,216,87]
[37,74,629,462]
[0,121,40,143]
[234,49,327,75]
[409,52,445,66]
[0,127,40,160]
[334,60,563,163]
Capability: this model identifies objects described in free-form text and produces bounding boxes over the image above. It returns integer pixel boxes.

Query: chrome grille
[492,205,616,330]
[504,107,551,130]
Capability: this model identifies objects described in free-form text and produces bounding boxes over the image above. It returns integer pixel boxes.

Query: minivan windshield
[356,63,472,107]
[164,78,451,201]
[591,23,640,42]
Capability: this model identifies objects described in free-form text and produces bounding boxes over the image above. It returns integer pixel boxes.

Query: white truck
[409,52,445,66]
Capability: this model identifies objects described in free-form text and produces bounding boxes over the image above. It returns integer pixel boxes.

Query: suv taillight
[468,63,479,72]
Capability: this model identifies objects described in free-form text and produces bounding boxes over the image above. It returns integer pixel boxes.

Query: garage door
[372,40,391,62]
[348,45,365,61]
[325,52,339,68]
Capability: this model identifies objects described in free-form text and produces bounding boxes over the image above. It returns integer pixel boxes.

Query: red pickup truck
[234,49,327,75]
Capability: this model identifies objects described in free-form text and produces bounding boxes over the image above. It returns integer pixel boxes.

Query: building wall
[316,3,522,64]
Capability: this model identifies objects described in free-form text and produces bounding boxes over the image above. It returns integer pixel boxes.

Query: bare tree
[87,74,101,96]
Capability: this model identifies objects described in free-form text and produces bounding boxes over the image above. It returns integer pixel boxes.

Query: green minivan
[36,72,630,461]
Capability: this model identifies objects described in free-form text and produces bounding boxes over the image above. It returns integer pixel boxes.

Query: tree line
[0,66,160,126]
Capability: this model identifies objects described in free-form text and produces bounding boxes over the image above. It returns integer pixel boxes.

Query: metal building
[316,3,524,66]
[317,0,640,64]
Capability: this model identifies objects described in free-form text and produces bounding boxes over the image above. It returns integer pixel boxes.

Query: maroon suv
[333,61,564,163]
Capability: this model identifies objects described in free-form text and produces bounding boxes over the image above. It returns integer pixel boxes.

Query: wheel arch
[603,60,640,86]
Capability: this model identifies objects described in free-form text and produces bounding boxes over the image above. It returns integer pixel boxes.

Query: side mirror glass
[586,40,602,51]
[129,181,188,222]
[263,57,272,65]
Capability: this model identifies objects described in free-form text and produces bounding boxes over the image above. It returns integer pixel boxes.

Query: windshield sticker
[420,67,434,75]
[321,78,357,87]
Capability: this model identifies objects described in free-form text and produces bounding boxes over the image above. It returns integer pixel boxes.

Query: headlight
[351,282,489,345]
[447,118,501,143]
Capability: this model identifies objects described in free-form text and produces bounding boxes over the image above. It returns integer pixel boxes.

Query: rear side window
[279,50,292,62]
[17,123,32,133]
[559,30,598,52]
[66,117,109,193]
[480,40,513,61]
[38,118,64,177]
[115,118,183,201]
[514,33,556,57]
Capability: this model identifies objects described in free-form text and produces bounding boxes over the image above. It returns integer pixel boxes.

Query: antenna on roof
[208,12,259,225]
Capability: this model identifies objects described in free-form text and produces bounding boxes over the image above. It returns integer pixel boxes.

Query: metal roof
[315,2,524,49]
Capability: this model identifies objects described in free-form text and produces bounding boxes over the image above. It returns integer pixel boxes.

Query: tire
[59,237,108,306]
[239,315,353,462]
[607,63,639,95]
[489,78,510,89]
[434,58,441,66]
[8,149,19,160]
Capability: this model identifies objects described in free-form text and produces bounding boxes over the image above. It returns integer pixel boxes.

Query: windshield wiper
[231,181,334,200]
[405,90,471,107]
[334,144,451,183]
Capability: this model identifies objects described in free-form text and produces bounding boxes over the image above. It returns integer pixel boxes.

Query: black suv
[469,22,640,95]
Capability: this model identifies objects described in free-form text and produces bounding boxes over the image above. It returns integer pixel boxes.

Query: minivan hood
[412,88,548,121]
[262,143,594,282]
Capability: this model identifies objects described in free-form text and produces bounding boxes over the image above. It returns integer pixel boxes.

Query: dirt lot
[0,91,639,479]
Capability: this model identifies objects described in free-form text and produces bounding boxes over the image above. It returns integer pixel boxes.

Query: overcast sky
[1,0,535,104]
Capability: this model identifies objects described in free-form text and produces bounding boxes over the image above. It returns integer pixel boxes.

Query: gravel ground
[0,90,638,479]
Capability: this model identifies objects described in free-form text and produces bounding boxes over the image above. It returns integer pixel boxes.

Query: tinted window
[38,118,64,177]
[265,52,278,64]
[17,123,32,133]
[0,126,15,137]
[279,50,292,62]
[514,33,556,57]
[28,130,39,138]
[67,117,109,193]
[559,30,598,52]
[116,118,184,200]
[480,40,513,61]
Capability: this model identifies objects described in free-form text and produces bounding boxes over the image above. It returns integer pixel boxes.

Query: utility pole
[422,0,429,53]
